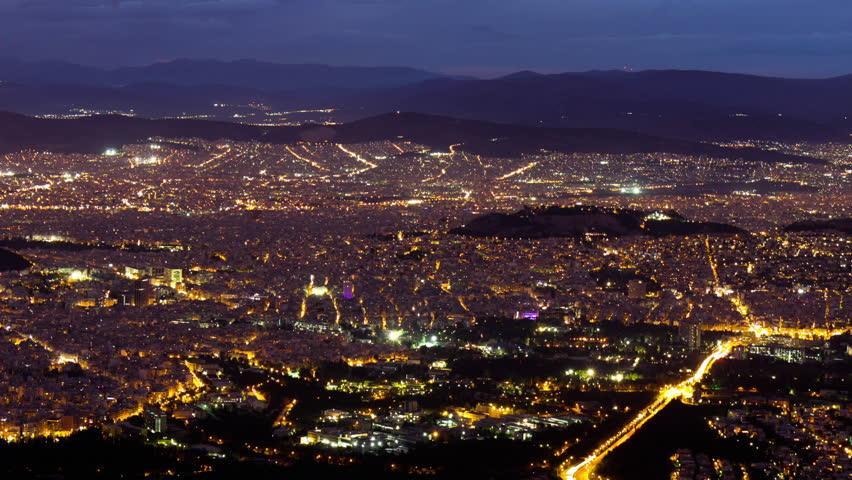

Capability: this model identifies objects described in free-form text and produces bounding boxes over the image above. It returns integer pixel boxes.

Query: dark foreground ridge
[0,111,823,164]
[784,218,852,234]
[450,205,747,238]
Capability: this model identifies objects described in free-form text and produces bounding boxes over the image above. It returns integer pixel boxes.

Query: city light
[385,329,405,343]
[309,286,329,297]
[0,62,846,480]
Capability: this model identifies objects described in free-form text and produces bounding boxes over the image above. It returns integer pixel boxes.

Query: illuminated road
[196,144,232,171]
[286,145,329,172]
[558,340,735,480]
[336,144,377,175]
[496,160,538,181]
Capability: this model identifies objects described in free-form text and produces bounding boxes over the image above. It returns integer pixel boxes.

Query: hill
[0,111,823,164]
[784,219,852,234]
[1,63,850,142]
[450,206,746,238]
[0,248,32,272]
[336,70,852,141]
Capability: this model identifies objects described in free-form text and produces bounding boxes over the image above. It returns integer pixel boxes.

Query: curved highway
[558,340,735,480]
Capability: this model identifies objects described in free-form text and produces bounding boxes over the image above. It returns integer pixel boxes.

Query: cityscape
[0,2,850,480]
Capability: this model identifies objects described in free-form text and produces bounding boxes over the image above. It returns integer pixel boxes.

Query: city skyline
[0,2,848,479]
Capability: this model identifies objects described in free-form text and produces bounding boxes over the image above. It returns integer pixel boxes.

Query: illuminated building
[144,409,168,434]
[133,279,154,307]
[678,320,702,351]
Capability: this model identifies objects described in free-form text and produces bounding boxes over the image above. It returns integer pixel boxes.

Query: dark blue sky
[2,0,851,77]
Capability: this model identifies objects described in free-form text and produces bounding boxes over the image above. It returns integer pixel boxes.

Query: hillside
[1,65,850,142]
[0,111,824,165]
[0,248,32,272]
[784,219,852,234]
[450,206,747,238]
[338,70,852,141]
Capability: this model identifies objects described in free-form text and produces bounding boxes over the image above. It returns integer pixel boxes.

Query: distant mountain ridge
[342,69,852,141]
[0,111,824,164]
[1,61,849,142]
[0,58,444,90]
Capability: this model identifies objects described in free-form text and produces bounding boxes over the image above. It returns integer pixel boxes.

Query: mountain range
[0,58,850,142]
[349,70,852,141]
[0,58,443,91]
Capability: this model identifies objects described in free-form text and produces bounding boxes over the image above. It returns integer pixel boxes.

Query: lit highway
[496,160,538,181]
[557,339,736,480]
[336,143,378,175]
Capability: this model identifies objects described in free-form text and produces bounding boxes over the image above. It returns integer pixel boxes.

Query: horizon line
[1,56,849,82]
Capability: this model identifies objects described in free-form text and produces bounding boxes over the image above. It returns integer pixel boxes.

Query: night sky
[2,0,851,77]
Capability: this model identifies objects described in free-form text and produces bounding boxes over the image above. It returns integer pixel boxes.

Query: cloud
[0,0,849,75]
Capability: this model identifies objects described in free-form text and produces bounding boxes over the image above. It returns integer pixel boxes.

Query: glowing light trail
[497,161,538,181]
[336,144,377,175]
[286,146,328,172]
[558,340,735,480]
